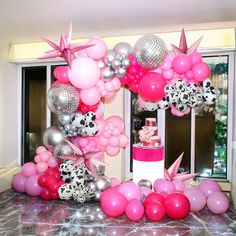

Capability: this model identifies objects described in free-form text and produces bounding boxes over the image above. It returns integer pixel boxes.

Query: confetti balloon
[134,34,168,70]
[47,84,80,114]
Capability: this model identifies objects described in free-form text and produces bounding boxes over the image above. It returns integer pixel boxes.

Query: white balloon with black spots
[203,91,217,105]
[201,79,212,91]
[166,92,179,106]
[164,84,176,94]
[187,83,198,95]
[145,101,158,111]
[71,112,85,128]
[59,160,75,183]
[157,98,169,110]
[178,91,189,104]
[188,95,198,108]
[58,183,74,200]
[176,103,188,112]
[175,80,187,93]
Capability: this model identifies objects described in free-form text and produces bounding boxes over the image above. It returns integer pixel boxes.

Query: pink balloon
[34,155,41,163]
[163,69,174,80]
[22,162,37,177]
[198,180,222,197]
[125,199,144,221]
[137,95,146,109]
[185,70,194,79]
[189,52,202,65]
[161,60,172,70]
[138,72,167,102]
[184,187,206,212]
[95,102,104,119]
[154,179,176,195]
[117,182,142,201]
[110,177,121,187]
[172,54,192,74]
[106,116,124,131]
[141,187,153,198]
[25,175,42,196]
[111,78,121,90]
[36,146,47,155]
[80,87,101,105]
[128,82,139,93]
[48,157,58,168]
[100,191,128,217]
[104,81,113,92]
[12,173,26,193]
[109,136,120,147]
[207,192,229,214]
[95,119,106,136]
[119,134,129,147]
[36,162,48,173]
[173,180,185,191]
[99,136,109,146]
[68,57,100,89]
[106,146,120,156]
[192,62,210,82]
[51,80,70,87]
[86,38,107,60]
[53,66,69,82]
[40,152,50,162]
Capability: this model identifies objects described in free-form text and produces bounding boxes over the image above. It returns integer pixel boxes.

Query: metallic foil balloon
[58,113,73,125]
[103,49,117,64]
[138,179,152,189]
[94,191,102,201]
[122,58,130,68]
[111,59,122,69]
[102,67,115,80]
[94,164,105,176]
[96,176,111,191]
[53,141,74,158]
[134,34,168,70]
[115,67,126,78]
[86,181,98,192]
[113,42,133,56]
[85,174,95,182]
[47,84,80,114]
[43,126,65,151]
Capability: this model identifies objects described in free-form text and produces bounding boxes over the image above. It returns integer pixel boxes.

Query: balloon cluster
[58,160,111,203]
[38,166,65,200]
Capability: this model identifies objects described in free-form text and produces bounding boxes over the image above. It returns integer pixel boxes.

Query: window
[125,51,234,181]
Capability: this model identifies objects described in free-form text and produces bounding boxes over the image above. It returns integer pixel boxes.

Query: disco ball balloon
[47,84,80,114]
[53,141,74,158]
[134,34,168,70]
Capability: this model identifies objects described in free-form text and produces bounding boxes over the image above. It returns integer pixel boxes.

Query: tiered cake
[132,118,164,184]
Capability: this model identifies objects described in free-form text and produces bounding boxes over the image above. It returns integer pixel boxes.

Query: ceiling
[1,0,236,44]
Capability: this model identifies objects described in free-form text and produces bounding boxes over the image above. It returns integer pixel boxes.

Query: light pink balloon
[110,177,121,187]
[104,82,113,92]
[36,162,48,173]
[154,179,176,194]
[119,134,129,147]
[111,78,121,90]
[68,57,100,89]
[40,152,50,162]
[86,38,107,60]
[22,162,37,177]
[207,192,229,214]
[163,69,174,80]
[12,173,26,193]
[36,146,47,155]
[109,136,120,147]
[80,87,101,105]
[48,157,58,168]
[198,180,222,197]
[161,60,172,70]
[173,180,185,191]
[141,187,153,198]
[117,182,142,201]
[34,155,41,163]
[25,175,42,196]
[106,146,120,156]
[95,102,104,119]
[106,116,124,131]
[99,136,109,146]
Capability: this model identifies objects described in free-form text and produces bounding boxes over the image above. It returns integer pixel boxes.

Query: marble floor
[0,189,236,236]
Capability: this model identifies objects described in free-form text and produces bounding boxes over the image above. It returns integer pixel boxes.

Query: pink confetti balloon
[117,182,142,201]
[207,192,229,214]
[125,199,144,221]
[12,173,27,193]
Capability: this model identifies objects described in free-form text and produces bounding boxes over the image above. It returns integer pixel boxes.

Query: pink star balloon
[164,152,199,182]
[171,29,203,55]
[39,22,93,68]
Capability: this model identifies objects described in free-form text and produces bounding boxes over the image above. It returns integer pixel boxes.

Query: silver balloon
[102,67,115,80]
[96,176,111,191]
[94,165,105,176]
[94,191,102,201]
[43,126,65,151]
[138,179,152,189]
[111,59,121,69]
[115,67,126,78]
[85,174,95,182]
[53,141,74,158]
[134,34,168,70]
[103,49,117,64]
[58,113,72,125]
[121,58,130,68]
[47,84,80,114]
[87,181,98,192]
[113,42,133,56]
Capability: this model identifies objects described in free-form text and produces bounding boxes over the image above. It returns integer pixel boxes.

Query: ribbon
[59,140,105,179]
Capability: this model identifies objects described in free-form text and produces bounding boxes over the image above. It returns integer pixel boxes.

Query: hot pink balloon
[119,134,129,147]
[106,116,125,131]
[138,72,167,102]
[53,66,69,82]
[192,62,210,82]
[68,57,100,89]
[51,80,70,87]
[184,187,206,212]
[185,70,194,79]
[154,179,176,195]
[125,199,144,221]
[128,82,139,94]
[86,38,107,60]
[207,192,229,214]
[22,162,37,177]
[106,146,120,156]
[198,180,222,197]
[172,54,192,74]
[12,173,26,193]
[189,52,202,65]
[117,182,142,201]
[80,87,101,106]
[25,175,42,196]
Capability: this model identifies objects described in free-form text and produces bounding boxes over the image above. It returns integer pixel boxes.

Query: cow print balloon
[175,80,187,92]
[157,98,169,110]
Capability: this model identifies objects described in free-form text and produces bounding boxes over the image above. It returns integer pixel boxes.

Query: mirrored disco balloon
[47,84,80,114]
[134,34,168,70]
[53,141,74,158]
[43,126,65,151]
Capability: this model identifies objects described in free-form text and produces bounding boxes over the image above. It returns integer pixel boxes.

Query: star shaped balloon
[171,29,203,55]
[164,152,199,182]
[39,22,93,67]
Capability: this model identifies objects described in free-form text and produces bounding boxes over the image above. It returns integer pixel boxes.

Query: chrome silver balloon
[94,190,102,201]
[43,126,65,151]
[96,176,111,191]
[103,49,117,64]
[47,84,80,114]
[102,67,115,80]
[134,34,168,70]
[111,59,121,69]
[94,164,105,176]
[115,67,126,78]
[58,113,72,125]
[53,141,74,158]
[121,58,130,68]
[86,181,98,192]
[113,42,133,56]
[138,179,152,189]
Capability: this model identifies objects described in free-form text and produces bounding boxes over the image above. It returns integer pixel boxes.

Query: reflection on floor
[0,189,236,236]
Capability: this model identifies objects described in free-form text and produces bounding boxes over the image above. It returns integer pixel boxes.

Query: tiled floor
[0,189,236,236]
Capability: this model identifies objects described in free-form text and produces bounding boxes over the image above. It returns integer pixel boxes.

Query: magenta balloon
[154,179,176,195]
[207,192,229,214]
[25,175,42,196]
[53,66,69,82]
[125,199,144,221]
[12,173,26,193]
[172,54,192,74]
[138,72,167,102]
[22,162,37,177]
[117,182,142,201]
[100,191,128,217]
[189,52,202,65]
[184,187,206,212]
[198,180,222,197]
[192,62,210,82]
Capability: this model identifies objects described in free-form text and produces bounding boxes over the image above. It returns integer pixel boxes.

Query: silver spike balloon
[53,141,74,158]
[47,84,80,114]
[113,42,133,56]
[43,126,65,151]
[134,34,168,70]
